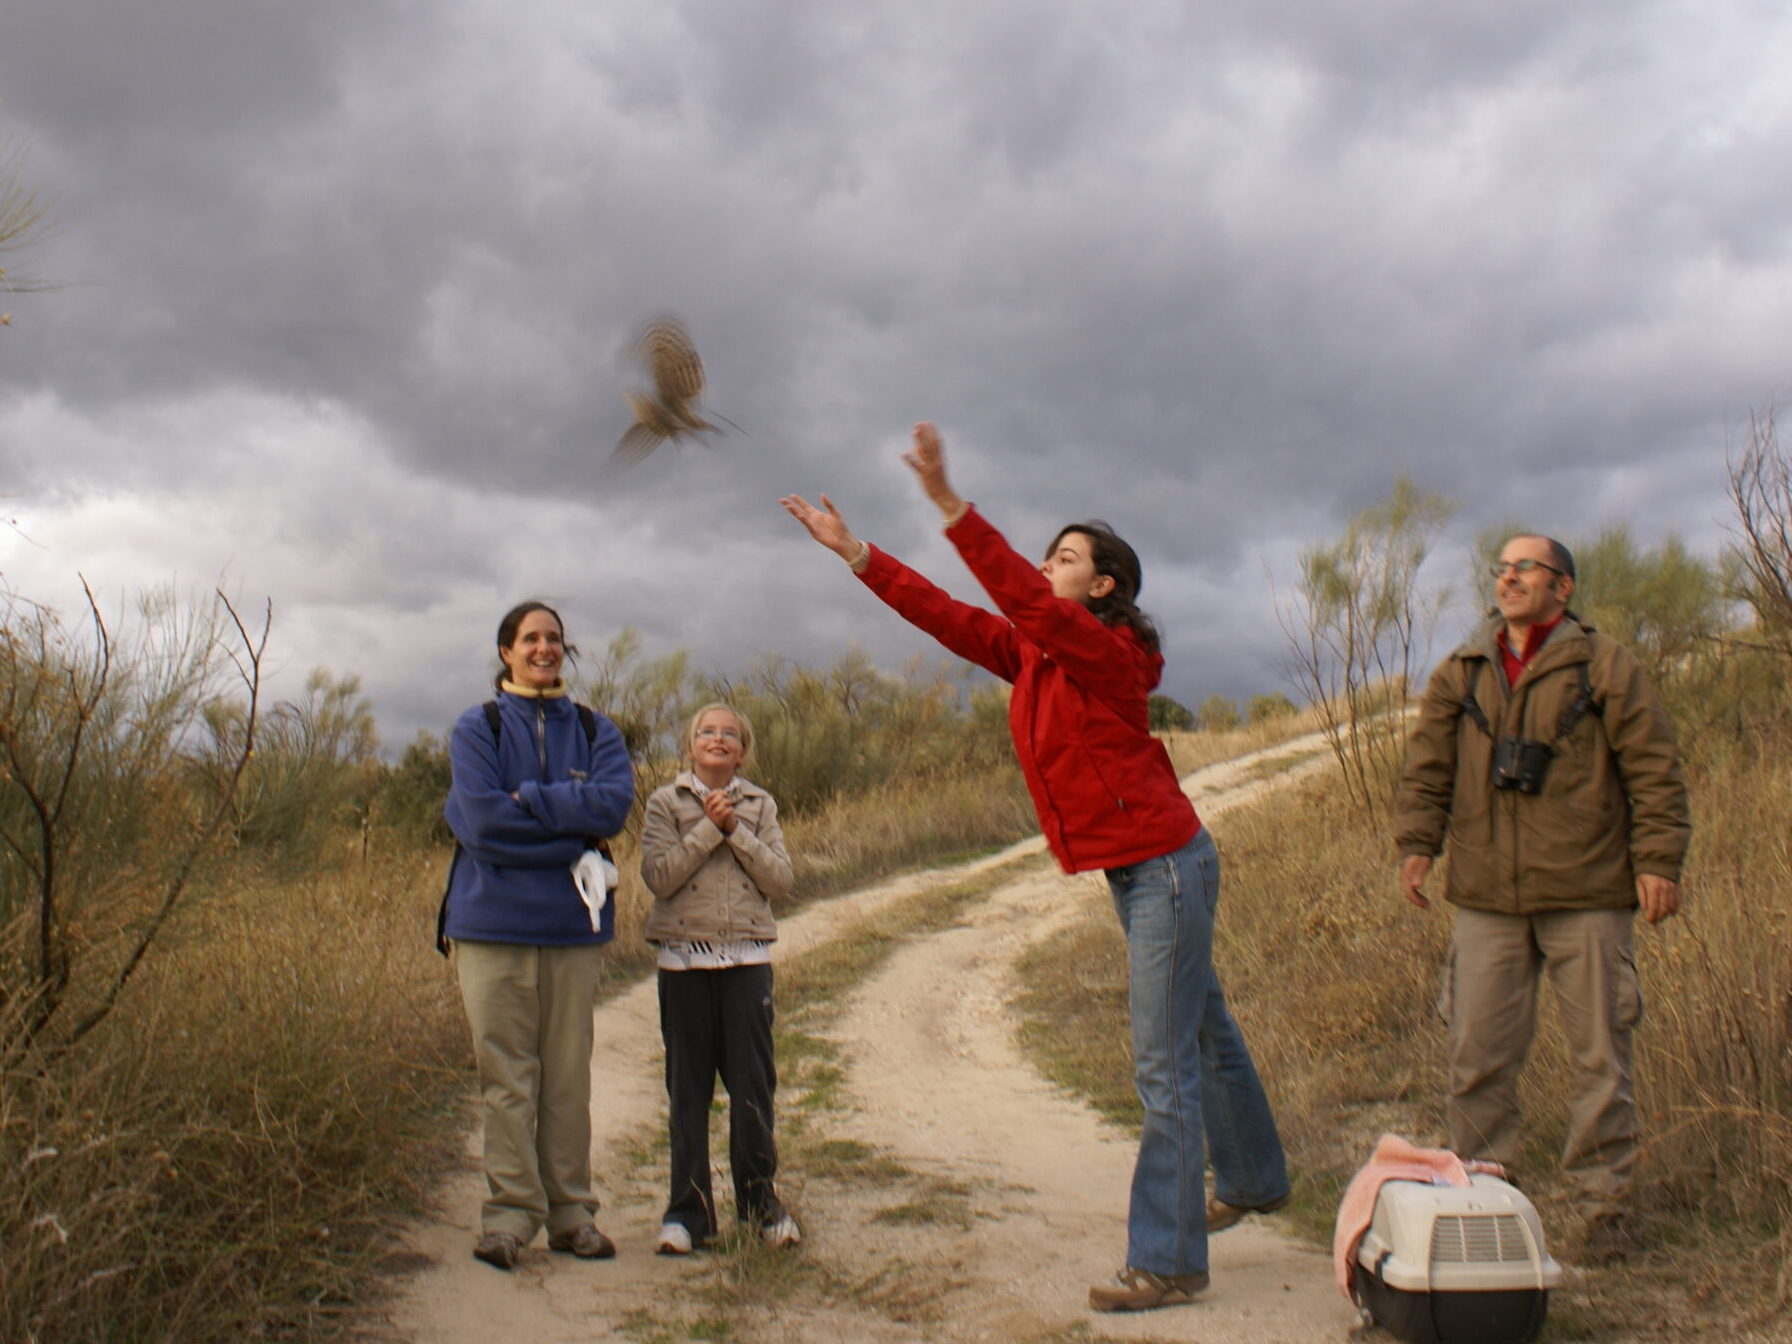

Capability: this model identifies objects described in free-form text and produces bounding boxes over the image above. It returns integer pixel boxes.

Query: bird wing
[638,317,706,405]
[609,421,665,469]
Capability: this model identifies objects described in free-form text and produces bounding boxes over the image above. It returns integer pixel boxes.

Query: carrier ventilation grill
[1429,1214,1531,1264]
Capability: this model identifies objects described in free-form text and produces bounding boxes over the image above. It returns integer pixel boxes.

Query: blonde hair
[685,702,754,763]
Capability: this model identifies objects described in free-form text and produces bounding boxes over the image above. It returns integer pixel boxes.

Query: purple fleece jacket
[442,690,634,945]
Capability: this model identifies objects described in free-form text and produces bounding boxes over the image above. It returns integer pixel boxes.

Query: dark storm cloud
[4,0,1791,737]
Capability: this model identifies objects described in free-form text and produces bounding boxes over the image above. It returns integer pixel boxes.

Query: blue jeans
[1106,828,1288,1276]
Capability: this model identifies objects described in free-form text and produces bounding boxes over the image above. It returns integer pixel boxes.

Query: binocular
[1491,736,1554,794]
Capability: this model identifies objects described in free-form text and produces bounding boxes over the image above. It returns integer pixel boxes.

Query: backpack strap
[435,846,461,957]
[1458,661,1494,737]
[1457,657,1600,747]
[1551,660,1601,742]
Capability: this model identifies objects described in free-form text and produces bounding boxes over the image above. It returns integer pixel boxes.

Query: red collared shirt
[1497,615,1564,687]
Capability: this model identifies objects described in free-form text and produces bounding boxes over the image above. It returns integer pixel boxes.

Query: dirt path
[383,734,1361,1342]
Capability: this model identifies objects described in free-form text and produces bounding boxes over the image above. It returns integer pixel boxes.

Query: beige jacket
[640,773,793,945]
[1394,614,1690,914]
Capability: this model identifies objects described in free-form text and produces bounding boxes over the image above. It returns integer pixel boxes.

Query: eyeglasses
[1488,559,1567,580]
[694,727,741,742]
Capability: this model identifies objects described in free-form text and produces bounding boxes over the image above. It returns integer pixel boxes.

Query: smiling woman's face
[500,609,565,689]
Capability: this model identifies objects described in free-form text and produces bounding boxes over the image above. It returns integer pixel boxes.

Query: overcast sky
[4,1,1790,748]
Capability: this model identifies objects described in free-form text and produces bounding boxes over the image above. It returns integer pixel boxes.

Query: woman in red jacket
[782,423,1287,1314]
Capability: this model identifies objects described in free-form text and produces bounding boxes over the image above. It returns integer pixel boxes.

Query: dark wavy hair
[1047,521,1161,655]
[494,600,579,691]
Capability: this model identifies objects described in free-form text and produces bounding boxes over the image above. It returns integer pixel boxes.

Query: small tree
[1,135,57,322]
[1277,476,1456,820]
[1569,526,1727,687]
[0,584,266,1060]
[581,627,693,773]
[1247,691,1299,725]
[210,668,378,862]
[1196,694,1239,732]
[1148,693,1194,732]
[374,731,455,845]
[1727,409,1792,659]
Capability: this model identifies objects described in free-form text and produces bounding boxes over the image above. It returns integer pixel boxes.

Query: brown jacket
[640,773,793,945]
[1394,614,1690,914]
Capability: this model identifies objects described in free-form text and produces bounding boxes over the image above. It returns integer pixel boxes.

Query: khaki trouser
[1442,907,1642,1217]
[456,941,604,1241]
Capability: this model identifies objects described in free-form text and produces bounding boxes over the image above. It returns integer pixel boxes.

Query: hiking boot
[1206,1190,1290,1232]
[760,1214,802,1249]
[547,1223,616,1259]
[1582,1213,1640,1264]
[472,1230,522,1271]
[656,1222,694,1256]
[1088,1266,1209,1312]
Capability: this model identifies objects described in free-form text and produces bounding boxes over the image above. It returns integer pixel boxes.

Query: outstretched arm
[901,423,1148,698]
[781,480,1022,681]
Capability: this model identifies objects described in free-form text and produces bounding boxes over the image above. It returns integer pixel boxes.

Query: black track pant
[657,964,784,1240]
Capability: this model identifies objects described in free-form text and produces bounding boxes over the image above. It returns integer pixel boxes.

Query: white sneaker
[656,1222,693,1255]
[760,1215,801,1249]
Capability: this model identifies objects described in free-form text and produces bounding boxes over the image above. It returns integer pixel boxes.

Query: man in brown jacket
[1394,534,1690,1260]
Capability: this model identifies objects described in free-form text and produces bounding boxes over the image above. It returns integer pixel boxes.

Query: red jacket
[858,506,1200,874]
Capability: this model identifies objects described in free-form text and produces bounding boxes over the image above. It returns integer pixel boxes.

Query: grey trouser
[1442,907,1641,1217]
[456,940,604,1240]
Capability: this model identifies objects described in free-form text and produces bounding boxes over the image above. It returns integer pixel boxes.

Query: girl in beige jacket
[639,703,798,1255]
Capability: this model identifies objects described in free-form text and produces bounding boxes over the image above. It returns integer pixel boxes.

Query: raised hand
[780,492,861,561]
[900,421,965,518]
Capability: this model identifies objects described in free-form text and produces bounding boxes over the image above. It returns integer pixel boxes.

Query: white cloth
[571,849,619,932]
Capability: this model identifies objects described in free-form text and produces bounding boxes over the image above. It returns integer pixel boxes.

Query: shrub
[1247,691,1299,724]
[1196,694,1239,732]
[1148,693,1194,731]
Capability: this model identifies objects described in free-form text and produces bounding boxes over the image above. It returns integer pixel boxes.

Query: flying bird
[610,316,741,469]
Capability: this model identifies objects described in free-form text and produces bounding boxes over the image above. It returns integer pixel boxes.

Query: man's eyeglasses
[1489,559,1567,580]
[695,727,741,742]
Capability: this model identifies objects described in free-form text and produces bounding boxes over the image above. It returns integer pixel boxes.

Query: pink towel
[1332,1133,1504,1299]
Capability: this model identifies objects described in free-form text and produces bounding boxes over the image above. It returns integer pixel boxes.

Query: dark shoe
[1582,1213,1640,1264]
[547,1223,617,1259]
[473,1230,523,1271]
[1088,1266,1209,1312]
[1206,1191,1290,1232]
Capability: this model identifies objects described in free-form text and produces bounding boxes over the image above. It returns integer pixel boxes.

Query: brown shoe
[473,1230,523,1271]
[1088,1266,1209,1312]
[547,1223,617,1259]
[1206,1191,1290,1232]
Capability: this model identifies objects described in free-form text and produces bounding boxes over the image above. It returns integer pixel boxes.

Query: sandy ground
[381,734,1364,1342]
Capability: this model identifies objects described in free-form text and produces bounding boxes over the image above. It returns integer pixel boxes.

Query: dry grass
[1158,703,1329,778]
[1012,746,1792,1338]
[1,746,1035,1342]
[1,850,468,1343]
[603,866,1017,1342]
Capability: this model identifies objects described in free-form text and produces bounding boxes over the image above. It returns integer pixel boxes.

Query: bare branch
[61,594,271,1049]
[1725,409,1792,653]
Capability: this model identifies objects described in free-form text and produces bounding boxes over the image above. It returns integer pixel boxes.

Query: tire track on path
[383,733,1356,1342]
